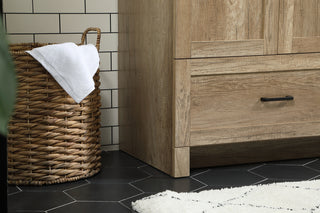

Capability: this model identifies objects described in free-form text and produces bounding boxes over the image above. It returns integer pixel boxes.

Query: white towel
[26,42,100,103]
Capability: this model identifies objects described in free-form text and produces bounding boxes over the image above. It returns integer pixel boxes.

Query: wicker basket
[7,28,102,185]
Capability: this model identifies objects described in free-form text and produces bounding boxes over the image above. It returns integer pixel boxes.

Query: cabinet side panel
[118,0,174,175]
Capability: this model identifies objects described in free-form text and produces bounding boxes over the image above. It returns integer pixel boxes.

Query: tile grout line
[303,158,320,166]
[58,13,61,34]
[190,176,208,191]
[118,201,133,211]
[303,165,320,173]
[247,163,266,172]
[109,13,112,32]
[191,169,211,178]
[118,191,145,204]
[45,200,76,212]
[63,181,91,194]
[248,170,268,179]
[31,0,34,13]
[128,182,146,194]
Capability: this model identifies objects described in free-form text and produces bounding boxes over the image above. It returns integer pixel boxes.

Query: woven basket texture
[7,28,102,185]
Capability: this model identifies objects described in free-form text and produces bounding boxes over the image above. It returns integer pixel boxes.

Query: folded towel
[26,42,100,103]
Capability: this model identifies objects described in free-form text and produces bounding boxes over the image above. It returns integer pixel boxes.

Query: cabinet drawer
[190,70,320,146]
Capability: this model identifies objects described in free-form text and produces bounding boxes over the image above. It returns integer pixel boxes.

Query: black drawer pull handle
[260,95,294,102]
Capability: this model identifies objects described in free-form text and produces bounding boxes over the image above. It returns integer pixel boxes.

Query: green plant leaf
[0,19,16,136]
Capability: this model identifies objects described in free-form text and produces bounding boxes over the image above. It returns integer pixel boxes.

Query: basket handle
[80,27,101,51]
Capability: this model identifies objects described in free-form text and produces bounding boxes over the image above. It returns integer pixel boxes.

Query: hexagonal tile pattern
[132,176,205,193]
[88,167,149,184]
[193,168,264,188]
[266,158,318,165]
[6,151,320,212]
[65,183,141,201]
[48,202,131,213]
[7,186,20,195]
[8,191,73,212]
[19,180,88,192]
[251,164,320,180]
[305,159,320,171]
[100,151,145,168]
[120,192,154,209]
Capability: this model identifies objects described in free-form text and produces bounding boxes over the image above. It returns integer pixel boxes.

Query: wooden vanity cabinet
[119,0,320,177]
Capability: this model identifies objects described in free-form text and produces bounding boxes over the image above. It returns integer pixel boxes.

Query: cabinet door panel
[279,0,320,54]
[175,0,279,58]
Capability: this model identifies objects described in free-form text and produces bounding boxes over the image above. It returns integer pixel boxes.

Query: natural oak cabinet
[175,0,279,58]
[279,0,320,54]
[119,0,320,177]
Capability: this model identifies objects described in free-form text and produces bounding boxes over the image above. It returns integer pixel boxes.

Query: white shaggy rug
[132,180,320,213]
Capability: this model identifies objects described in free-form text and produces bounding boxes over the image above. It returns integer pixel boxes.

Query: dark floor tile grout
[74,200,122,203]
[7,151,320,213]
[247,170,267,179]
[303,165,320,173]
[190,169,211,177]
[45,200,76,213]
[190,176,208,190]
[118,200,135,211]
[128,183,145,193]
[252,178,268,185]
[247,163,266,172]
[63,181,90,193]
[62,191,77,201]
[119,192,145,203]
[8,187,22,196]
[190,185,208,192]
[302,158,319,166]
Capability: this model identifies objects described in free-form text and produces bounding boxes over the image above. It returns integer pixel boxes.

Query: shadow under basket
[7,28,102,185]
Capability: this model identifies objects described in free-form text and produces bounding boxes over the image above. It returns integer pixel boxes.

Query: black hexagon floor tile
[47,202,131,213]
[18,180,88,192]
[193,168,264,187]
[138,165,170,178]
[88,167,149,184]
[101,151,145,168]
[254,179,298,185]
[6,151,320,213]
[9,211,45,213]
[7,186,20,195]
[305,159,320,171]
[251,164,320,180]
[310,175,320,180]
[132,176,205,193]
[120,192,154,210]
[266,158,318,165]
[8,191,73,212]
[190,168,211,177]
[65,183,141,201]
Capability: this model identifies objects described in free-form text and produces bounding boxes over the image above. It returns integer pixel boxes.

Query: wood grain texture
[174,0,192,58]
[172,147,190,177]
[173,60,190,147]
[278,0,294,53]
[175,0,275,58]
[293,0,319,37]
[190,0,262,41]
[190,137,320,168]
[280,0,320,53]
[189,53,320,76]
[119,0,320,177]
[292,37,320,53]
[118,0,174,175]
[190,70,320,146]
[191,40,264,58]
[264,0,280,54]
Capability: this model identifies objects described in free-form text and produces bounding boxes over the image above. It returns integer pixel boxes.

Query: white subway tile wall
[3,0,119,149]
